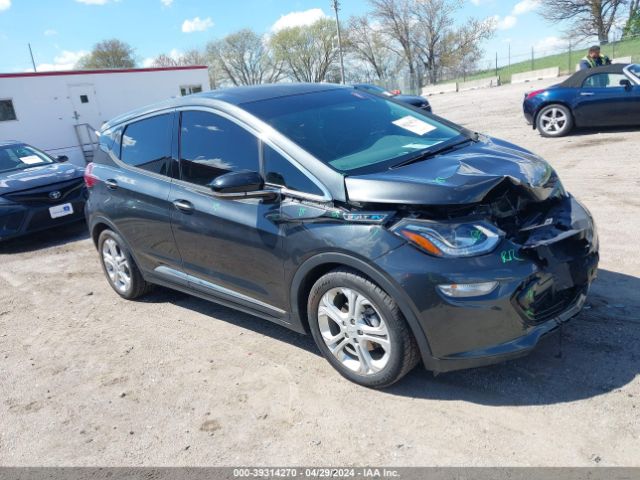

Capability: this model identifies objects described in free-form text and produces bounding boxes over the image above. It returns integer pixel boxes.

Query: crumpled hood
[344,137,559,205]
[0,163,84,194]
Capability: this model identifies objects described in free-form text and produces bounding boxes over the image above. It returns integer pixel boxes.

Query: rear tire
[307,268,420,388]
[98,229,151,300]
[537,104,573,137]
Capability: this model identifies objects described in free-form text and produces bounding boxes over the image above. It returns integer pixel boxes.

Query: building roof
[0,65,208,79]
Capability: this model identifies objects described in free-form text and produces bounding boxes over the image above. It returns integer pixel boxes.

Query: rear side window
[264,145,324,197]
[179,111,259,186]
[121,114,172,176]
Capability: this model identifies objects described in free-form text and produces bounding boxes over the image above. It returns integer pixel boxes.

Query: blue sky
[0,0,583,73]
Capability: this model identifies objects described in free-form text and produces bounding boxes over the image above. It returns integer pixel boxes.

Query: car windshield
[242,88,464,175]
[627,64,640,81]
[0,145,55,173]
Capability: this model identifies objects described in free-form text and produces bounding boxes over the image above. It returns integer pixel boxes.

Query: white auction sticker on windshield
[392,116,436,136]
[19,155,43,165]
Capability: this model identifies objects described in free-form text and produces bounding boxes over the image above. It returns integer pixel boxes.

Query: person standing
[579,45,612,70]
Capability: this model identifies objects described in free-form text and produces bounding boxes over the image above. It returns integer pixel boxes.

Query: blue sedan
[523,63,640,137]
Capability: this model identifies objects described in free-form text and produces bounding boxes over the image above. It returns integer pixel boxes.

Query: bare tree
[270,19,341,83]
[346,16,399,80]
[76,39,136,69]
[368,0,494,88]
[538,0,628,43]
[368,0,420,90]
[152,49,207,67]
[206,29,283,86]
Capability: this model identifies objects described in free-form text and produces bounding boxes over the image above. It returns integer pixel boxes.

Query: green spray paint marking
[500,249,524,264]
[434,177,446,184]
[298,207,307,217]
[526,289,535,302]
[470,229,483,242]
[331,210,341,219]
[212,202,221,212]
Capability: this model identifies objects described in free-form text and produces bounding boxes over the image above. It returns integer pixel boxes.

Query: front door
[169,109,287,318]
[573,72,640,127]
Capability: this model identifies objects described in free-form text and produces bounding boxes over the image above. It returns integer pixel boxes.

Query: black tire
[536,104,573,138]
[97,229,151,300]
[307,268,420,388]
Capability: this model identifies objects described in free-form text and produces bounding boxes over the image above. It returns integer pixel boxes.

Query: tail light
[526,89,545,99]
[84,162,98,188]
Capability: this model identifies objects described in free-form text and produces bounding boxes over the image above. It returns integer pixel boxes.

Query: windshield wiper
[390,138,473,170]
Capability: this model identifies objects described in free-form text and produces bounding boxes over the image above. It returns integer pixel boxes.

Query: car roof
[559,63,630,88]
[103,82,348,130]
[0,141,22,147]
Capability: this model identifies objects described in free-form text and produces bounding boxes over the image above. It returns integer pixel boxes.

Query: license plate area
[49,203,74,219]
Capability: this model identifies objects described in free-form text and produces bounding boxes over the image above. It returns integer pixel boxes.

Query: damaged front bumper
[374,194,599,373]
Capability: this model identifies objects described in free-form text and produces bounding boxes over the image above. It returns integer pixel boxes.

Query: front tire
[307,268,419,388]
[98,229,151,300]
[537,104,573,137]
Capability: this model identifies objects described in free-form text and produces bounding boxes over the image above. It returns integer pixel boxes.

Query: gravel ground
[1,78,639,467]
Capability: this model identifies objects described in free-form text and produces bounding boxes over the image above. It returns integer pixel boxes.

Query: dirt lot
[1,78,639,467]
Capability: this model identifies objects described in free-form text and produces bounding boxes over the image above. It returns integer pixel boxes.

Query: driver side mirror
[209,171,278,200]
[56,155,69,162]
[620,79,632,90]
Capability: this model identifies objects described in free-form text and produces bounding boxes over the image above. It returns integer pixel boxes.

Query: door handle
[173,199,194,213]
[105,179,118,190]
[580,92,595,96]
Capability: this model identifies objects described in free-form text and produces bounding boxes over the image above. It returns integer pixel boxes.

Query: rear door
[573,72,640,127]
[98,112,183,282]
[168,109,288,318]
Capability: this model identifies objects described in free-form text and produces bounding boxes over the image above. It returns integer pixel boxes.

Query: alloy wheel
[317,287,391,376]
[540,107,568,135]
[101,238,132,294]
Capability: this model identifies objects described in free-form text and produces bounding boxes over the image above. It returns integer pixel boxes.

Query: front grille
[518,285,582,324]
[5,178,85,206]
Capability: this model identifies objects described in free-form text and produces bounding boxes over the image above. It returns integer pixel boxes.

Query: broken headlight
[391,219,503,258]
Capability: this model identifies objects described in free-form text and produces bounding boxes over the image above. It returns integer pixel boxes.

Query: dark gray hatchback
[85,83,598,388]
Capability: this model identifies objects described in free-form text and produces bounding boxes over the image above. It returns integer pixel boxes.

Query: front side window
[583,73,628,88]
[0,99,17,122]
[120,114,172,176]
[242,88,463,175]
[179,111,259,187]
[0,144,54,173]
[264,145,324,197]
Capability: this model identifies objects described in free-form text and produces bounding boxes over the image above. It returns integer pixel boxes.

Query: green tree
[76,39,136,69]
[623,1,640,38]
[270,18,340,83]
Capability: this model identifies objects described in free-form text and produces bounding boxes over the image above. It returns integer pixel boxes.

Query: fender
[289,251,438,369]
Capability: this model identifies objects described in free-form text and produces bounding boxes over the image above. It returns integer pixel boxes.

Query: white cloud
[271,8,327,32]
[44,29,58,36]
[494,15,517,30]
[36,50,88,71]
[161,0,173,6]
[142,57,155,68]
[0,0,11,12]
[534,36,568,53]
[181,16,214,33]
[75,0,109,4]
[512,0,540,16]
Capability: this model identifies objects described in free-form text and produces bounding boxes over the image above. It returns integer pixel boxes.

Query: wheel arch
[89,216,145,277]
[289,252,435,368]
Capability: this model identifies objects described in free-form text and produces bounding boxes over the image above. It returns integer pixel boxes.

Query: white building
[0,66,210,165]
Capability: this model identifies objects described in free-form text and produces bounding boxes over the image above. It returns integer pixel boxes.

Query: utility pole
[331,0,346,84]
[531,46,534,71]
[28,43,37,72]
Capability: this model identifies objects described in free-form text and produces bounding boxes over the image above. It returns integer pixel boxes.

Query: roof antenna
[28,43,37,72]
